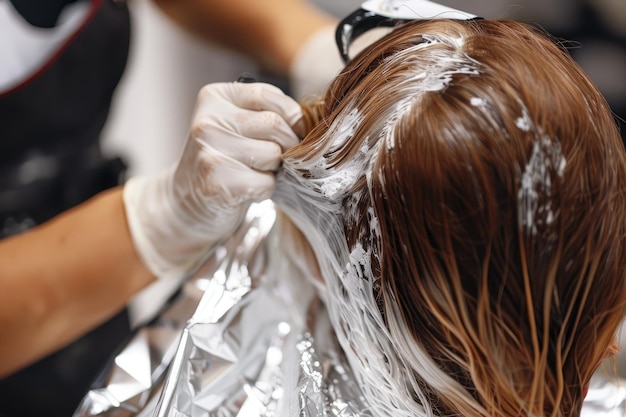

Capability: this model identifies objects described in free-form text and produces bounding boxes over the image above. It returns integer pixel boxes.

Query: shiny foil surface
[75,202,626,417]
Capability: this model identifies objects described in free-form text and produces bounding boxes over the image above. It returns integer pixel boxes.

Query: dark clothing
[0,310,133,417]
[9,0,83,28]
[0,0,131,238]
[0,0,129,161]
[0,1,133,415]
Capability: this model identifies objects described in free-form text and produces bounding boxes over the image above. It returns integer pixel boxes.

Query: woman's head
[275,19,626,416]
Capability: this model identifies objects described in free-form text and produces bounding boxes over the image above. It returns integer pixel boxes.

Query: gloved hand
[123,82,303,279]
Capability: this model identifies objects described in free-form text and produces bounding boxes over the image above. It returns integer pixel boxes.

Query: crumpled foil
[74,202,626,417]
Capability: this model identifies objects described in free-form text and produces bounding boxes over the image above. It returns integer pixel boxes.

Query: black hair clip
[236,73,257,83]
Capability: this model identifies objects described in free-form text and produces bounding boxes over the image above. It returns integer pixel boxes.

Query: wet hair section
[274,18,626,417]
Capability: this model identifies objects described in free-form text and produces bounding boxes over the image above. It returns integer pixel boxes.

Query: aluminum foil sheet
[75,201,626,417]
[582,375,626,416]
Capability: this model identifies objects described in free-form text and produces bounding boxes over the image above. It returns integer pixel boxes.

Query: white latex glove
[123,82,303,279]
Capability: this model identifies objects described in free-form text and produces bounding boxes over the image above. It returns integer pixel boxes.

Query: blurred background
[100,0,626,371]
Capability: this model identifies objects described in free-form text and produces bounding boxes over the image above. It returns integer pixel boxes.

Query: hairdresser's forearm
[0,187,154,377]
[152,0,335,74]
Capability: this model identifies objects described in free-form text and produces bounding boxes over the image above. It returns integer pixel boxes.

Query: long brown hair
[277,19,626,417]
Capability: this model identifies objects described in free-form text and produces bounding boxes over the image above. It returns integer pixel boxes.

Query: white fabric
[0,1,90,92]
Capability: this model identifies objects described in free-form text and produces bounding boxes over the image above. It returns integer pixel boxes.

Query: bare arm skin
[0,187,154,377]
[151,0,336,75]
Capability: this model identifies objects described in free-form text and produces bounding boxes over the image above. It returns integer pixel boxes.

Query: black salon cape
[0,1,132,416]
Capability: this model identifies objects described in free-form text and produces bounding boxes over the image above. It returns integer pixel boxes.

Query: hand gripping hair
[274,17,626,417]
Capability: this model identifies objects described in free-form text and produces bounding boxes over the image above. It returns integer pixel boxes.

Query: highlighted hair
[276,19,626,417]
